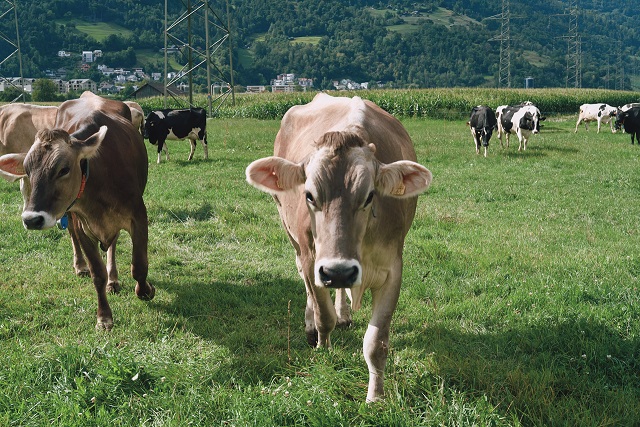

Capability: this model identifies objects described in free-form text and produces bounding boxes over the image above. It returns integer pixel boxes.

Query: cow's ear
[76,125,107,159]
[540,116,546,121]
[0,153,27,182]
[376,160,432,198]
[246,156,305,194]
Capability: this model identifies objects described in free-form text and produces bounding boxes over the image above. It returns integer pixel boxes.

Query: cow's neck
[56,159,89,230]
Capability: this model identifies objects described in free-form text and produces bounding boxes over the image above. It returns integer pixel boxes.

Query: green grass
[290,36,322,45]
[56,19,134,42]
[1,112,640,425]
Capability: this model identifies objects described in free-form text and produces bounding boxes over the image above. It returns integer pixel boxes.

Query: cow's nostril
[23,215,45,230]
[319,266,331,285]
[318,264,359,288]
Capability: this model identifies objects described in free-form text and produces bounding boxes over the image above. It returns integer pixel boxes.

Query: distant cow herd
[468,101,640,157]
[1,91,640,401]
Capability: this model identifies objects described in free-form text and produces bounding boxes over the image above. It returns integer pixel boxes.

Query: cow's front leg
[106,232,120,293]
[157,140,169,163]
[188,139,196,161]
[129,208,155,301]
[201,139,209,159]
[364,268,401,402]
[304,275,337,348]
[69,215,90,276]
[76,228,113,330]
[313,285,337,347]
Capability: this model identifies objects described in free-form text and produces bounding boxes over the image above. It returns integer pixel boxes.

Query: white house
[82,51,94,63]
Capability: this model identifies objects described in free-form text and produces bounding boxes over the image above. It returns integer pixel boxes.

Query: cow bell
[57,213,69,230]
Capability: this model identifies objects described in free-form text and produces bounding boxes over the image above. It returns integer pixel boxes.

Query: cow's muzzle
[316,259,361,288]
[22,211,56,230]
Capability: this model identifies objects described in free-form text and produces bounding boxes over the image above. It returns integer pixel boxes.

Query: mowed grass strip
[0,116,639,426]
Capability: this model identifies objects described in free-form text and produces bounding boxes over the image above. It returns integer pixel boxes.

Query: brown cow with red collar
[0,93,154,330]
[246,93,432,401]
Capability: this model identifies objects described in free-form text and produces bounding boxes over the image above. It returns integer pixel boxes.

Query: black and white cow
[144,108,208,163]
[575,103,618,133]
[496,102,545,151]
[467,105,497,157]
[614,105,640,145]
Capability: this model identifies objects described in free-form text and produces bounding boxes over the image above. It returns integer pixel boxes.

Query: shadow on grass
[392,318,640,424]
[151,203,215,222]
[149,272,315,380]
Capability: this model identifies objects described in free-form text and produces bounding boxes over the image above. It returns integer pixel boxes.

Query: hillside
[0,0,638,90]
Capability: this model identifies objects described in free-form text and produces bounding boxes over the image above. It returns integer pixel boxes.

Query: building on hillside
[82,51,94,63]
[68,79,97,93]
[131,82,186,99]
[246,85,266,93]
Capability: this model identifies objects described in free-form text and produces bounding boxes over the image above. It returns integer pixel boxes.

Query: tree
[31,79,60,102]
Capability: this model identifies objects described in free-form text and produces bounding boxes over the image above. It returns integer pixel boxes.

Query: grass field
[55,19,134,42]
[1,112,639,425]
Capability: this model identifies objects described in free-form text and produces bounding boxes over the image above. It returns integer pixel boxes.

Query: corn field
[136,88,640,120]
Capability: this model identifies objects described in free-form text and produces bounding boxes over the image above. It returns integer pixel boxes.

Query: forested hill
[1,0,639,90]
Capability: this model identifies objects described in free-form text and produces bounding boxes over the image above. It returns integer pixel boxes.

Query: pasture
[1,111,639,426]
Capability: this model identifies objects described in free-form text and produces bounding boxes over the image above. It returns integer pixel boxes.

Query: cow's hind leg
[335,288,352,328]
[106,232,120,294]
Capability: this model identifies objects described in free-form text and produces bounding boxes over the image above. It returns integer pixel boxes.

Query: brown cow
[124,100,145,134]
[0,96,154,330]
[246,93,432,402]
[0,103,95,278]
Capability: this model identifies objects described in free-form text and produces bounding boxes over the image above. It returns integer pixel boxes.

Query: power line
[488,0,511,88]
[0,0,24,102]
[164,0,234,115]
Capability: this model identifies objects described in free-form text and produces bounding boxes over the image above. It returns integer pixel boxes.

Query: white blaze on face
[305,144,374,289]
[21,210,57,230]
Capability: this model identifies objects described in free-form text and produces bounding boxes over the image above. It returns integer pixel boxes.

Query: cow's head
[0,126,107,230]
[614,109,628,132]
[246,132,432,289]
[519,108,546,134]
[143,111,163,143]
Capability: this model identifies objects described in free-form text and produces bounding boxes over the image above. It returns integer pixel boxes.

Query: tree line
[0,0,638,91]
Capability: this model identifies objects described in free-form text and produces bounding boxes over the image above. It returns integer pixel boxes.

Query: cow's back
[56,92,132,131]
[276,93,416,164]
[0,104,57,155]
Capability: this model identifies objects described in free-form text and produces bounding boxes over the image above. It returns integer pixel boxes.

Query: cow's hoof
[96,317,113,331]
[336,319,353,329]
[106,281,121,294]
[75,267,90,277]
[306,329,318,347]
[135,282,155,301]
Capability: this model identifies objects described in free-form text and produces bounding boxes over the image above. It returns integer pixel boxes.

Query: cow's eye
[364,191,374,208]
[305,191,316,206]
[57,167,70,178]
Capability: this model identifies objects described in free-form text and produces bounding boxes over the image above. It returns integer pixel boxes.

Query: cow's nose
[318,264,359,288]
[22,213,45,230]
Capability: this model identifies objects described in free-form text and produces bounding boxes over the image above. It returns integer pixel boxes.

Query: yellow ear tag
[391,182,406,196]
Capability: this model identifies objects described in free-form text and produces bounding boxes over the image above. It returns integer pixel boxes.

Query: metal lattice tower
[615,39,624,91]
[164,0,234,115]
[0,0,24,102]
[565,0,581,88]
[488,0,511,88]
